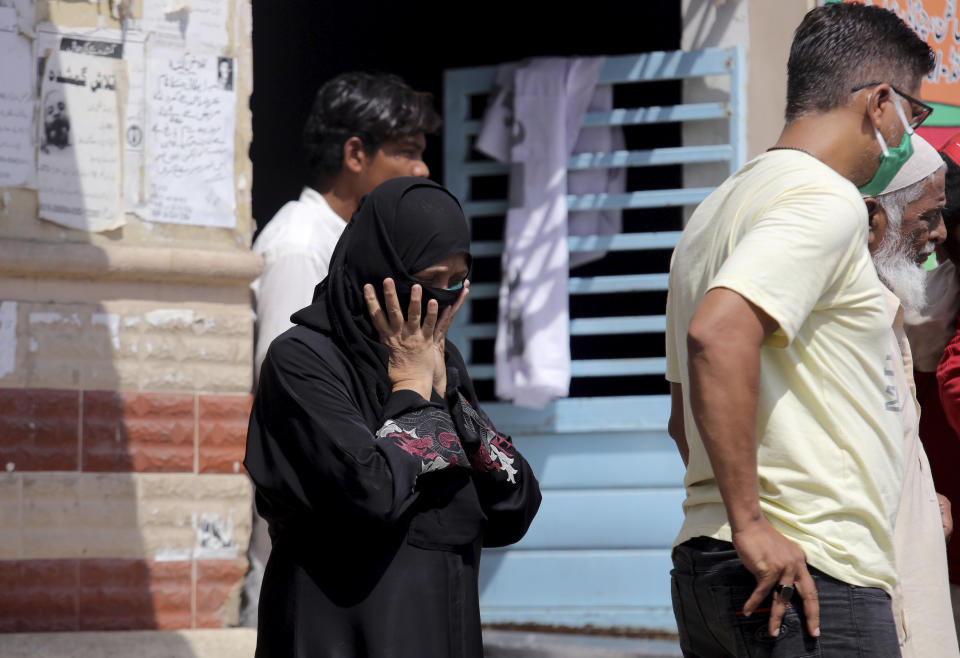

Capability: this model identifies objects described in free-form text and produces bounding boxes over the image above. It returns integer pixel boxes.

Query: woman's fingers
[435,281,469,339]
[382,278,404,328]
[421,298,439,335]
[370,278,469,345]
[406,284,423,330]
[363,284,390,335]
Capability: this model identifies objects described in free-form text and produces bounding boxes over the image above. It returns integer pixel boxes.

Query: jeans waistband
[682,536,734,553]
[673,536,740,573]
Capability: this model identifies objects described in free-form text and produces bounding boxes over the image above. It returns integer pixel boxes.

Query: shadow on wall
[682,0,743,53]
[0,305,252,637]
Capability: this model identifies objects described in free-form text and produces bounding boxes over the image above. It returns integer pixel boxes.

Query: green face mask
[858,93,914,196]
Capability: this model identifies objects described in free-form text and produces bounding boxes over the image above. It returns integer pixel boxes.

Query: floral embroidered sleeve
[375,404,469,477]
[451,392,519,482]
[246,337,470,531]
[448,391,542,547]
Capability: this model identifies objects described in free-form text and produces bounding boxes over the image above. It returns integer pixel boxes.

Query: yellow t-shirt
[665,150,903,595]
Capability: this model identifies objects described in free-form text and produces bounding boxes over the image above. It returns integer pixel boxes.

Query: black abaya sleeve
[442,343,543,548]
[244,328,469,530]
[448,392,542,547]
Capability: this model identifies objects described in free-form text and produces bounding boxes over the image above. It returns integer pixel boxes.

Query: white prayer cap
[879,133,944,196]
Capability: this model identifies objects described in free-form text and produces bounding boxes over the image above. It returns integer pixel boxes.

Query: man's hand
[939,493,953,541]
[686,288,819,639]
[732,517,820,639]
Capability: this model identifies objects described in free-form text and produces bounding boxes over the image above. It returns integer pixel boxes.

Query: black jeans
[671,537,901,658]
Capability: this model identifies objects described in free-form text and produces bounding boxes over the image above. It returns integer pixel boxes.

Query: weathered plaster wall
[680,0,817,207]
[0,301,253,391]
[0,0,258,635]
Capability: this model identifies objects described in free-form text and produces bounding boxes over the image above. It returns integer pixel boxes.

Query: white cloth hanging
[567,84,625,268]
[476,57,622,408]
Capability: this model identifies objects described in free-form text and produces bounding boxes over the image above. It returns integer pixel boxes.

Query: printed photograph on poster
[143,49,236,228]
[37,50,124,232]
[40,86,70,153]
[0,7,34,188]
[217,56,233,91]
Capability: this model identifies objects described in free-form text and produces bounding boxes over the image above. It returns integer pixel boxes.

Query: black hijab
[291,177,472,413]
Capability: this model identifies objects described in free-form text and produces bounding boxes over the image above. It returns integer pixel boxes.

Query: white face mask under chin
[872,92,915,158]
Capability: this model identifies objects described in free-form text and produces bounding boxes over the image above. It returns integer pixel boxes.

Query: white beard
[873,237,929,312]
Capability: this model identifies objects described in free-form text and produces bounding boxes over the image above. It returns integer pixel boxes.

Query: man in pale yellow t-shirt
[665,4,935,657]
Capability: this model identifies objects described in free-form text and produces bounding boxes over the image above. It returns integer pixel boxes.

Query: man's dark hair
[785,3,934,122]
[302,72,441,183]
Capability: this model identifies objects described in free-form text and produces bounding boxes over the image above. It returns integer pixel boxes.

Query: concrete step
[0,628,683,658]
[482,630,683,658]
[0,629,257,658]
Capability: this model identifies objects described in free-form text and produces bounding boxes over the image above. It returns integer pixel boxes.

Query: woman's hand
[431,281,470,397]
[364,279,437,399]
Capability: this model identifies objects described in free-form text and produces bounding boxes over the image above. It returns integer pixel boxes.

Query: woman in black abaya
[244,177,542,658]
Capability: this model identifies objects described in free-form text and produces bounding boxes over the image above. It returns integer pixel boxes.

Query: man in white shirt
[864,133,957,658]
[245,72,439,626]
[252,72,440,383]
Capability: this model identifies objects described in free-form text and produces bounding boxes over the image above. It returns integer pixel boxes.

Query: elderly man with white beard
[864,132,958,658]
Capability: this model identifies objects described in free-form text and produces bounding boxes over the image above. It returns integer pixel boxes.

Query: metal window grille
[444,47,745,400]
[443,47,745,630]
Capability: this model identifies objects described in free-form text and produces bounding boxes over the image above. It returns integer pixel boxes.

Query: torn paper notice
[0,15,34,188]
[0,5,15,31]
[119,36,146,211]
[109,0,134,21]
[0,301,17,380]
[37,50,125,232]
[143,50,235,227]
[192,511,239,559]
[0,0,35,35]
[36,25,146,212]
[135,0,228,53]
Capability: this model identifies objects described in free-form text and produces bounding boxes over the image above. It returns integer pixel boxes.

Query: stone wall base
[0,557,247,632]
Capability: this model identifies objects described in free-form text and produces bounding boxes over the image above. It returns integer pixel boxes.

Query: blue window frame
[443,47,745,630]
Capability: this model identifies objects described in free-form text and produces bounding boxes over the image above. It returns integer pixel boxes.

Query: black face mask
[396,284,458,314]
[291,177,472,407]
[385,278,466,325]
